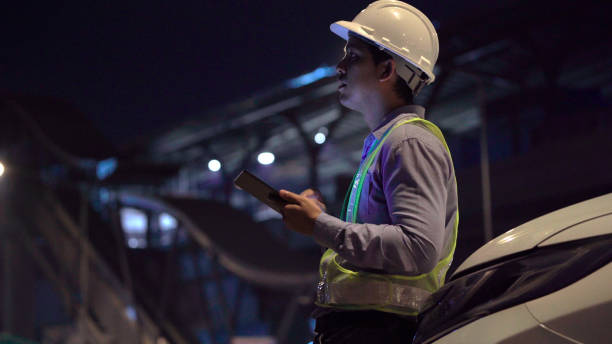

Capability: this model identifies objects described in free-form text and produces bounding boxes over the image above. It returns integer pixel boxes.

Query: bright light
[257,152,275,165]
[314,132,326,144]
[96,157,117,180]
[208,159,221,172]
[0,162,4,177]
[120,207,148,249]
[159,212,177,231]
[120,208,147,233]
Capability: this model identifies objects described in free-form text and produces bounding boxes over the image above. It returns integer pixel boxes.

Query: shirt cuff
[312,212,344,249]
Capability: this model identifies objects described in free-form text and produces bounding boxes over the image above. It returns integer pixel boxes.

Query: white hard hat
[330,0,439,93]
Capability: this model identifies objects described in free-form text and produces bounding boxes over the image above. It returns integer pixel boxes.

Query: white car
[414,193,612,344]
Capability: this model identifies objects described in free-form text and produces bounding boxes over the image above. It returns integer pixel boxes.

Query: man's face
[336,36,380,111]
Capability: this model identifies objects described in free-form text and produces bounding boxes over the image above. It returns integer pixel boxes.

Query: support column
[2,235,13,334]
[79,186,90,312]
[1,176,13,334]
[478,80,494,243]
[284,107,348,190]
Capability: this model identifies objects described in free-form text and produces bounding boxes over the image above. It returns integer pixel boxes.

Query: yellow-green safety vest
[315,118,459,316]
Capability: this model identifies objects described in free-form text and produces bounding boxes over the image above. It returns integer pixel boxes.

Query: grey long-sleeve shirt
[312,105,458,276]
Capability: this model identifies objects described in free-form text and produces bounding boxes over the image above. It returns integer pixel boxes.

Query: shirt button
[338,244,344,251]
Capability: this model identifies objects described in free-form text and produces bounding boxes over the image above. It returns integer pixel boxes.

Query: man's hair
[356,36,415,104]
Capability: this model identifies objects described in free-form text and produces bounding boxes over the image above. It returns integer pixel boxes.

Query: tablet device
[234,170,290,214]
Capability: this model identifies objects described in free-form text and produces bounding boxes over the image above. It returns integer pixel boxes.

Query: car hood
[453,193,612,276]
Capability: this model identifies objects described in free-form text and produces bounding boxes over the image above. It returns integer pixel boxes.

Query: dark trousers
[313,310,417,344]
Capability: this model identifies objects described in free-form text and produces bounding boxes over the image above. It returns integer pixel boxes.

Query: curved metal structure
[120,193,319,289]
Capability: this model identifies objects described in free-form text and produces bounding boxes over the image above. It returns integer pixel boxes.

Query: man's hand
[300,188,327,212]
[279,189,324,236]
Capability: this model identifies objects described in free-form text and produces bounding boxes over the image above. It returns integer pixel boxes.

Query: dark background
[2,1,611,343]
[3,0,514,144]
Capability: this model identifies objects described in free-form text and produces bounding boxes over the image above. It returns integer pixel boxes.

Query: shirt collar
[371,105,426,140]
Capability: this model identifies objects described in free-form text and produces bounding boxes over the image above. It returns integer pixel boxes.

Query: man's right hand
[300,188,327,212]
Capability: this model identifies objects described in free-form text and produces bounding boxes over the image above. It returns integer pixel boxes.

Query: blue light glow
[287,66,336,88]
[96,157,117,180]
[125,305,137,321]
[120,208,147,233]
[159,212,177,231]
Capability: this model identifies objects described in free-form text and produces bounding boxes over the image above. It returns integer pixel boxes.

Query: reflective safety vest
[315,118,459,316]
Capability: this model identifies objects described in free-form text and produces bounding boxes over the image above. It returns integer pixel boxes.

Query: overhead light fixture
[314,127,328,145]
[0,161,5,177]
[257,152,275,165]
[208,159,221,172]
[314,132,326,145]
[286,65,336,89]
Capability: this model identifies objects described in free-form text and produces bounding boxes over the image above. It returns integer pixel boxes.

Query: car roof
[453,193,612,276]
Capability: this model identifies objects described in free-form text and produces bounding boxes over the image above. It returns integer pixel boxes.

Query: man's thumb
[279,189,300,203]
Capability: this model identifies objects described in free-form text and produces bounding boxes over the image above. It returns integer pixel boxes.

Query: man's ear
[378,58,395,82]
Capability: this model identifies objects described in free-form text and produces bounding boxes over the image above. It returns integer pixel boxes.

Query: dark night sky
[2,1,495,145]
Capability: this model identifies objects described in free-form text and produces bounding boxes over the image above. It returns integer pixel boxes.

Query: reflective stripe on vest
[316,118,459,316]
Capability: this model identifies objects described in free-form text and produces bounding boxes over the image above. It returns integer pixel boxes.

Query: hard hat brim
[330,20,371,41]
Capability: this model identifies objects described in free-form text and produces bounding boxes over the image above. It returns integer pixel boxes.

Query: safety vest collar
[371,105,425,140]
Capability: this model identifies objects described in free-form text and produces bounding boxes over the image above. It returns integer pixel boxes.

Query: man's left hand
[279,189,323,236]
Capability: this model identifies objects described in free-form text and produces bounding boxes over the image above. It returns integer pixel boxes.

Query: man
[279,1,458,343]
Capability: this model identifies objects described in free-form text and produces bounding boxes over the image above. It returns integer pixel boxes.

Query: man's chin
[337,94,350,107]
[337,96,358,112]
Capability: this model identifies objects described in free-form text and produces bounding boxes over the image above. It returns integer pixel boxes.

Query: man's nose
[336,59,347,78]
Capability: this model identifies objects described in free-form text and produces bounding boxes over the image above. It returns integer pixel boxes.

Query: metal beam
[477,80,494,243]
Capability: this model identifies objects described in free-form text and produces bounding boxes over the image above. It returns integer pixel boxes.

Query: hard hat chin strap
[405,69,427,96]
